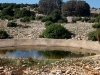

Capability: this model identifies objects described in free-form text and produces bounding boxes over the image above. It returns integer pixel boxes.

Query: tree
[61,0,90,16]
[75,1,90,16]
[1,6,14,16]
[61,1,76,16]
[38,0,62,15]
[41,24,73,39]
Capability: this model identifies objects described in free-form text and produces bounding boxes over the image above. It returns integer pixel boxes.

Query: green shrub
[92,23,100,28]
[35,16,43,20]
[95,15,100,23]
[57,20,63,23]
[0,29,8,39]
[72,17,82,23]
[41,16,52,22]
[30,16,35,20]
[7,22,17,27]
[88,31,97,41]
[41,24,73,39]
[81,17,90,22]
[45,21,53,27]
[62,17,68,23]
[20,17,30,22]
[72,18,76,23]
[88,19,95,23]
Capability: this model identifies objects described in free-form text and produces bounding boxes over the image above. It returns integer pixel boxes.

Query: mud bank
[0,38,100,51]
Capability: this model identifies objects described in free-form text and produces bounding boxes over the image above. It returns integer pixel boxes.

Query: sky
[0,0,100,8]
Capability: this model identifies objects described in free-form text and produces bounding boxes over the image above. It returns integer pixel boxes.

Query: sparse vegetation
[0,29,8,39]
[7,22,17,27]
[88,31,97,41]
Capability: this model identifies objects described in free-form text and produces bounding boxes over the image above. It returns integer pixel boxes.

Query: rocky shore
[0,55,100,75]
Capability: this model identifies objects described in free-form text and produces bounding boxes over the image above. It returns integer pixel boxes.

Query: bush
[7,22,17,27]
[45,21,53,27]
[72,18,77,23]
[88,31,97,41]
[62,17,68,23]
[20,17,30,22]
[92,23,100,28]
[35,16,43,20]
[81,17,90,22]
[41,16,52,22]
[57,20,63,23]
[41,24,73,39]
[72,17,82,23]
[30,16,35,20]
[88,19,95,23]
[95,15,100,23]
[0,29,8,39]
[58,17,68,23]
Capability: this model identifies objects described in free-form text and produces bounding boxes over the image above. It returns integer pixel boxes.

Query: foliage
[95,15,100,23]
[1,6,14,17]
[61,1,76,16]
[50,9,61,22]
[30,4,38,9]
[61,1,90,16]
[7,22,17,27]
[0,6,3,10]
[38,0,62,15]
[75,1,90,16]
[61,17,68,23]
[29,16,35,20]
[41,24,73,39]
[41,9,64,23]
[72,17,82,23]
[41,16,52,22]
[57,17,68,23]
[87,19,95,23]
[92,23,100,28]
[81,17,90,22]
[20,17,30,22]
[91,23,100,42]
[72,18,77,23]
[0,29,8,39]
[45,21,53,27]
[57,20,64,23]
[0,3,36,20]
[35,16,43,20]
[20,8,32,17]
[88,31,97,41]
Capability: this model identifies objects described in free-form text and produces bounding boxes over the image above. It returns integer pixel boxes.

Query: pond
[0,46,99,59]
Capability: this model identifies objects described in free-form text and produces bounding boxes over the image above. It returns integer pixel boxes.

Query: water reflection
[38,50,96,59]
[0,48,96,59]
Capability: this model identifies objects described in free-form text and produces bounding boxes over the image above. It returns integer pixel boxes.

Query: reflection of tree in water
[0,49,15,54]
[38,50,96,59]
[38,50,71,59]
